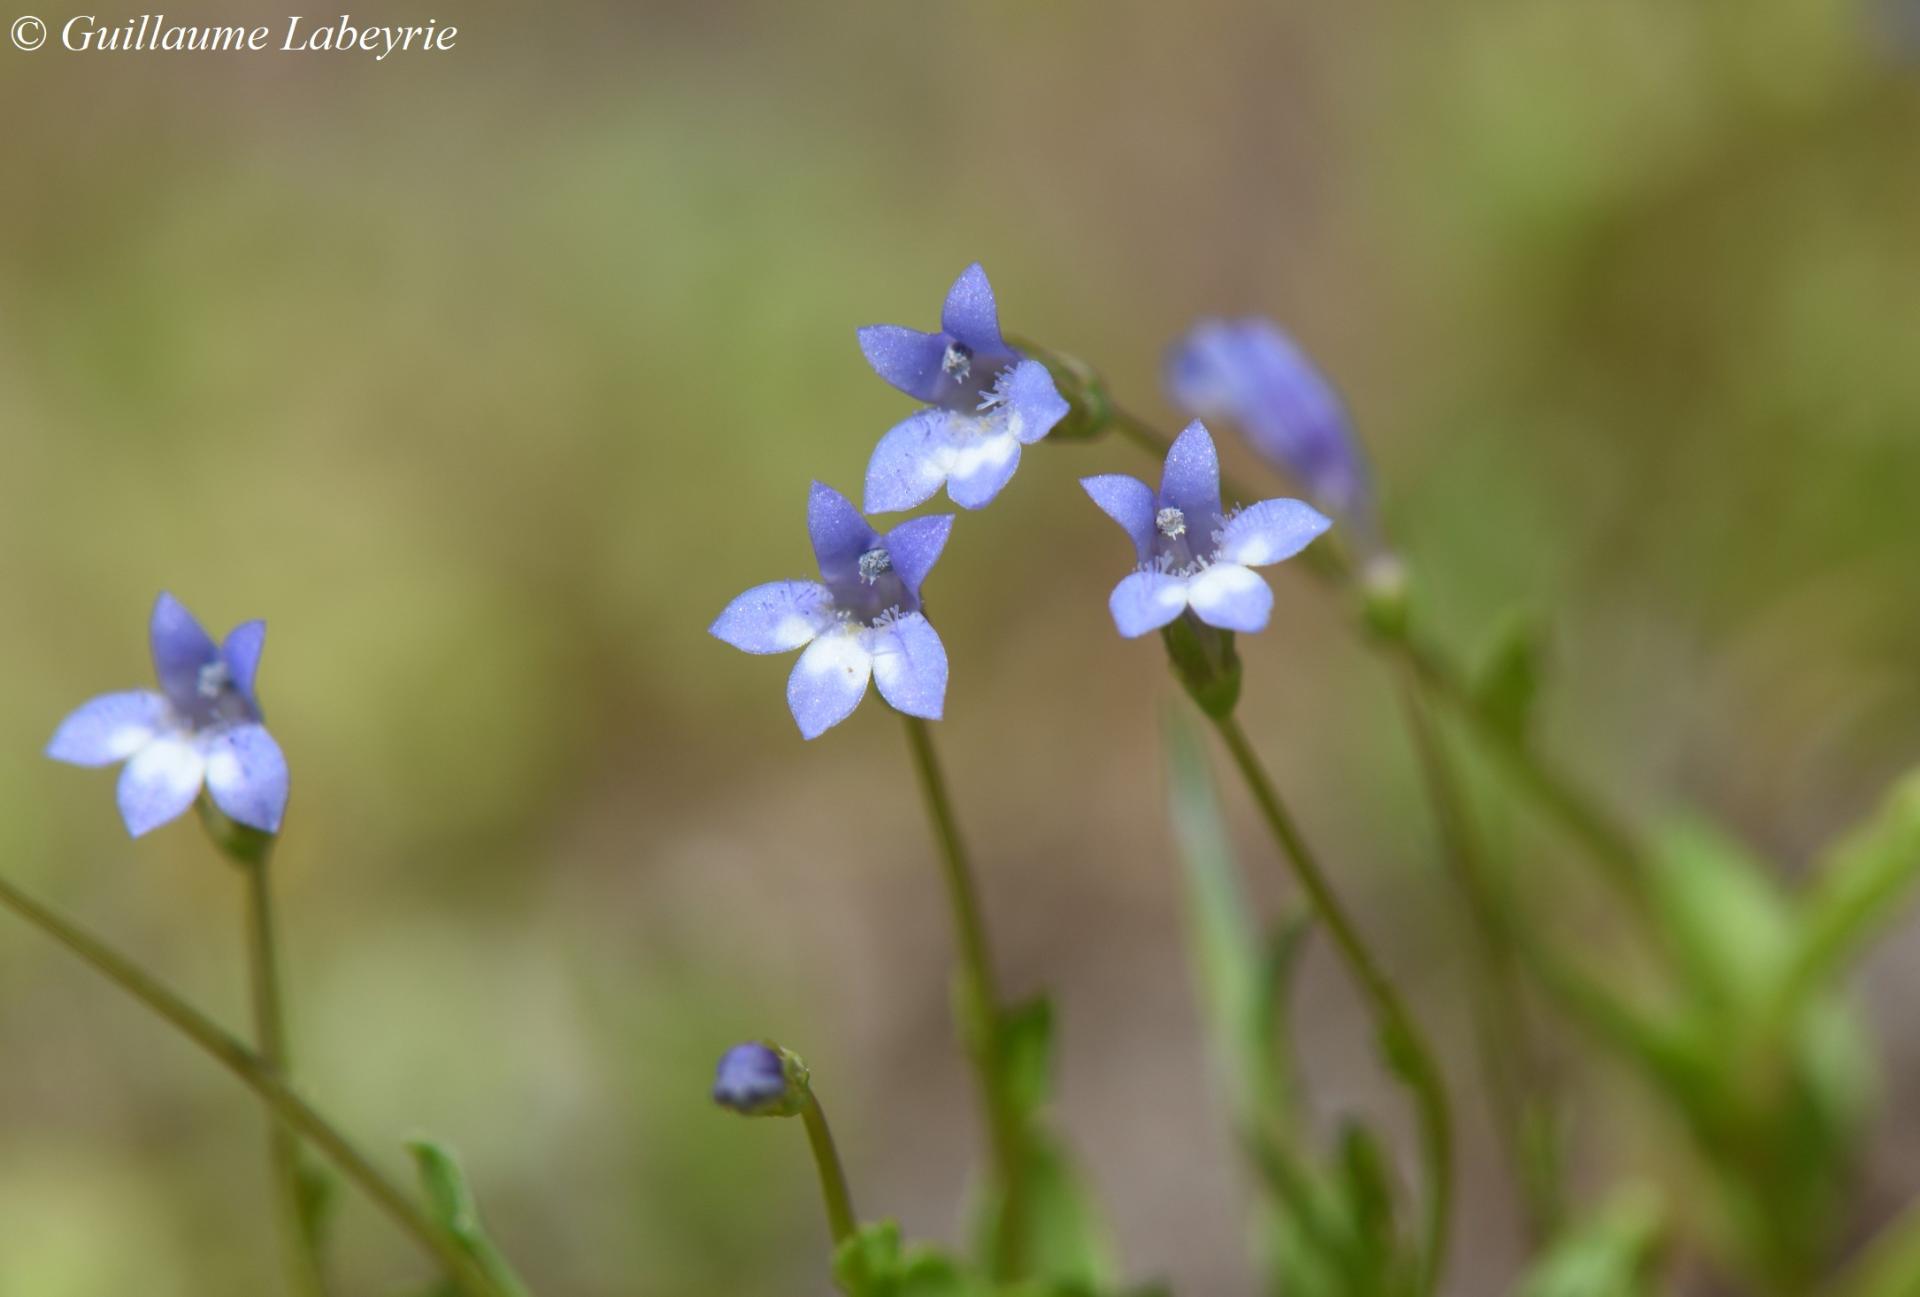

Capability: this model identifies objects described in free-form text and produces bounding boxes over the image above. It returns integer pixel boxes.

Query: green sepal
[195,794,275,867]
[1161,619,1240,719]
[1010,340,1110,442]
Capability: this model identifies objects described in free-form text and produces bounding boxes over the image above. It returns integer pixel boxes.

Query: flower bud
[712,1042,809,1118]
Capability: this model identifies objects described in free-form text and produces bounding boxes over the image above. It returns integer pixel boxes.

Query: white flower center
[857,547,892,584]
[941,341,973,383]
[197,660,232,699]
[1156,507,1187,539]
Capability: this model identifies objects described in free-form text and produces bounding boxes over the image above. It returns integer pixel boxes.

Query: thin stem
[0,871,512,1297]
[241,849,327,1297]
[1209,712,1454,1296]
[1398,685,1563,1241]
[800,1092,858,1247]
[900,715,1027,1281]
[1105,401,1650,906]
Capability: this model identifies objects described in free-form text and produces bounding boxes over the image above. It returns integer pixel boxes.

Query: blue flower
[1165,317,1372,522]
[712,1042,794,1115]
[47,593,290,838]
[1082,422,1331,638]
[712,483,954,740]
[860,263,1069,513]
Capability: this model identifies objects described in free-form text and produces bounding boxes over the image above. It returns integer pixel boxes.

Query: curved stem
[800,1092,858,1247]
[0,870,512,1297]
[239,847,328,1297]
[900,716,1028,1281]
[1399,685,1563,1241]
[1209,712,1454,1295]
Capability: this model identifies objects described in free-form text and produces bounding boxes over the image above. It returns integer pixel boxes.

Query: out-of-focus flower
[712,1042,799,1116]
[1165,317,1371,522]
[711,483,954,739]
[1082,421,1330,638]
[47,593,289,838]
[860,263,1069,513]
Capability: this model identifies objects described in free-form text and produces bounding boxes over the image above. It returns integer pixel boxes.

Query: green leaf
[406,1138,531,1297]
[1335,1122,1400,1258]
[294,1154,340,1268]
[974,1135,1113,1292]
[1513,1186,1665,1297]
[1788,770,1920,1007]
[999,997,1056,1122]
[1645,818,1795,1021]
[1473,613,1546,744]
[833,1221,986,1297]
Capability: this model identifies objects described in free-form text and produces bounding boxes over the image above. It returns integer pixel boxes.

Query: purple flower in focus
[712,1042,791,1115]
[860,263,1069,513]
[1082,421,1330,638]
[47,593,289,837]
[1165,317,1372,521]
[711,483,954,739]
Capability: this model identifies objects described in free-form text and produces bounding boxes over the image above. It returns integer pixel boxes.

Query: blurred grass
[1,1,1918,1293]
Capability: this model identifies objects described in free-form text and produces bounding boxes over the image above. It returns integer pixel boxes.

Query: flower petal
[863,411,952,515]
[1158,421,1224,538]
[1109,571,1190,638]
[710,581,834,654]
[222,620,267,716]
[1218,498,1332,567]
[807,481,881,587]
[940,263,1005,356]
[882,515,955,603]
[1188,563,1273,633]
[203,724,289,834]
[1081,474,1157,563]
[785,627,874,740]
[944,428,1021,510]
[116,734,206,837]
[857,324,950,404]
[150,592,220,713]
[870,613,948,721]
[1165,317,1372,518]
[46,691,170,767]
[996,358,1068,446]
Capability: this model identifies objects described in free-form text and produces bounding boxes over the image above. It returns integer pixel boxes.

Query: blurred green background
[2,1,1919,1293]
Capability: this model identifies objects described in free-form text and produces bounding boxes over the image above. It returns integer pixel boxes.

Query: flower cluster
[710,266,1349,737]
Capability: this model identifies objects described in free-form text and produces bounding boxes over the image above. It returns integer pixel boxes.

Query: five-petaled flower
[860,263,1069,514]
[47,593,290,838]
[711,483,954,739]
[1082,421,1331,638]
[1165,317,1372,523]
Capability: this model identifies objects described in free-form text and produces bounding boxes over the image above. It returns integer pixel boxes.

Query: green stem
[900,715,1027,1281]
[1103,401,1650,905]
[1398,686,1563,1241]
[239,847,327,1297]
[800,1092,858,1247]
[0,870,513,1297]
[1209,712,1454,1295]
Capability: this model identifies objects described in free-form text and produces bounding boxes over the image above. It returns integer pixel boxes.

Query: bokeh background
[2,1,1919,1293]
